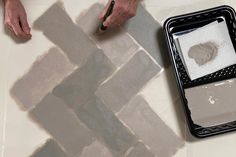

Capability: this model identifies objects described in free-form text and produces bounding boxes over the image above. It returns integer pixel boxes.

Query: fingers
[129,0,139,12]
[11,19,27,37]
[102,0,138,28]
[6,23,14,33]
[4,0,31,39]
[99,0,112,20]
[5,15,31,39]
[103,10,125,27]
[19,13,31,36]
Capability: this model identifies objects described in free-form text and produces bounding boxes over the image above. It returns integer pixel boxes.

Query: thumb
[19,14,31,35]
[103,15,116,27]
[99,0,112,20]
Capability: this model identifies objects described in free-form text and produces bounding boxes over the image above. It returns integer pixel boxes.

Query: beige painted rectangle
[10,47,76,111]
[76,3,140,67]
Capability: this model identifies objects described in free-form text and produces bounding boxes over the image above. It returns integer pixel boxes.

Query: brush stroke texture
[118,95,184,157]
[53,51,115,110]
[96,50,162,113]
[33,2,100,66]
[125,142,155,157]
[30,94,94,156]
[76,3,140,67]
[80,141,113,157]
[30,139,68,157]
[73,97,137,157]
[10,47,76,111]
[124,5,168,67]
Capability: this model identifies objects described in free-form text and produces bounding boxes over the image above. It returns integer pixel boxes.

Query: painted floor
[1,0,236,157]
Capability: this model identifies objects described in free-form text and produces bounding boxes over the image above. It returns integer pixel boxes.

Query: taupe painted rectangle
[186,78,236,127]
[75,97,137,157]
[124,5,168,67]
[29,94,94,156]
[10,47,76,111]
[53,51,115,110]
[76,3,140,67]
[33,2,99,65]
[96,50,162,113]
[118,95,184,157]
[30,139,68,157]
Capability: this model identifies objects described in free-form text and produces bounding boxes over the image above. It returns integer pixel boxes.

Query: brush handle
[100,0,115,31]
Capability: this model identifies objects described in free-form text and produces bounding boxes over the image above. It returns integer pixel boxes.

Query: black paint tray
[164,5,236,138]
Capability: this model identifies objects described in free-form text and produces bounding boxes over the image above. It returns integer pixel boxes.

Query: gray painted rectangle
[124,4,169,67]
[96,50,162,113]
[30,94,94,156]
[118,95,184,157]
[33,2,99,65]
[75,97,137,157]
[30,139,68,157]
[53,51,115,110]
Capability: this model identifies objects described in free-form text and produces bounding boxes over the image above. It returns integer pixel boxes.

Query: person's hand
[100,0,140,28]
[3,0,31,39]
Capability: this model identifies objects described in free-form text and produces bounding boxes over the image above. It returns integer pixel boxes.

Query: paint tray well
[164,5,236,138]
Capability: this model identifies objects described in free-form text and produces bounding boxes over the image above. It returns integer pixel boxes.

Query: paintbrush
[98,0,115,33]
